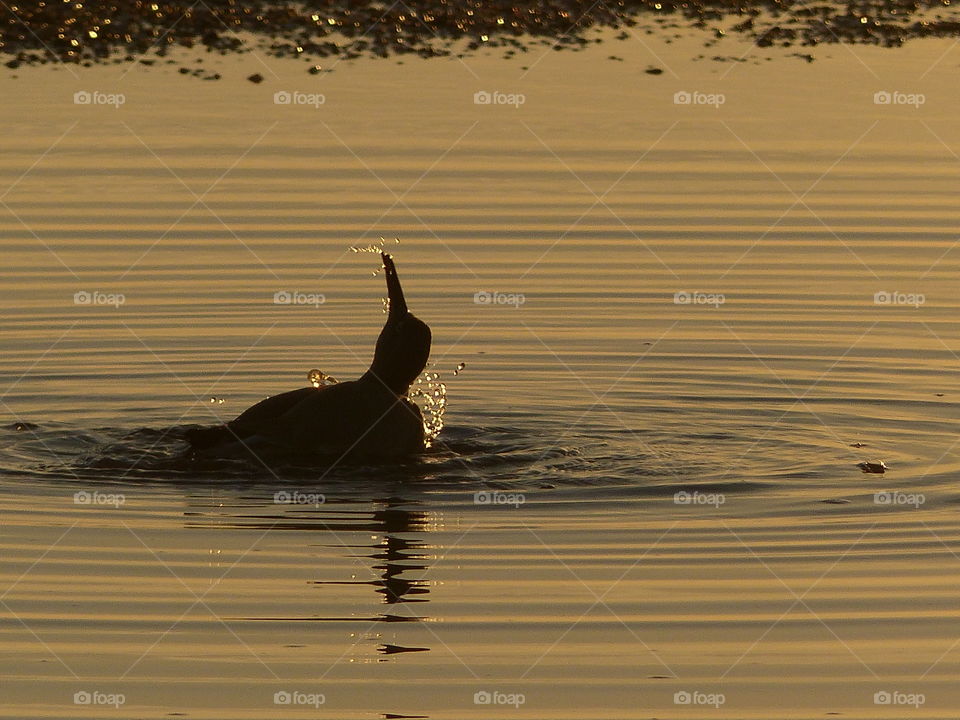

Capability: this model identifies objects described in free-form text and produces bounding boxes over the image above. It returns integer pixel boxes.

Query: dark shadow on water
[0,416,772,500]
[0,420,591,491]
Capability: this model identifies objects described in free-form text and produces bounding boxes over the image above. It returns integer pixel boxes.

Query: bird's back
[260,378,425,456]
[188,379,425,458]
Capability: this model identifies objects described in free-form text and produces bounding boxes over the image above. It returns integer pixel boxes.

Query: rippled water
[4,33,960,719]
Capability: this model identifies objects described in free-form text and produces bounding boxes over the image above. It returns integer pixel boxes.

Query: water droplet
[350,236,390,254]
[454,362,465,376]
[308,368,339,387]
[410,367,447,441]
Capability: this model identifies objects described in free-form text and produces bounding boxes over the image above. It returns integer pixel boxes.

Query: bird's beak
[382,252,408,319]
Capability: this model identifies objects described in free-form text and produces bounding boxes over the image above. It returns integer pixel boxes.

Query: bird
[186,252,431,461]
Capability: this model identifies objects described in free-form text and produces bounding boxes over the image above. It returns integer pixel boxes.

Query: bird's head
[366,253,431,395]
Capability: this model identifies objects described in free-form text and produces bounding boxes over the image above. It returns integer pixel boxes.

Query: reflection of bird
[187,253,431,459]
[372,502,430,605]
[307,495,433,658]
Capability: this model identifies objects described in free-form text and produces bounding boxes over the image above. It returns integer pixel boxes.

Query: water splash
[350,242,383,254]
[349,236,400,255]
[308,368,339,388]
[409,369,446,446]
[351,237,402,278]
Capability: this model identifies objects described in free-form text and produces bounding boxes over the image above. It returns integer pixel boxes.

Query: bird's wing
[230,387,318,428]
[186,386,320,449]
[260,381,368,448]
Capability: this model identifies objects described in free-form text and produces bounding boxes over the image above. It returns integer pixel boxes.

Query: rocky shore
[2,0,958,71]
